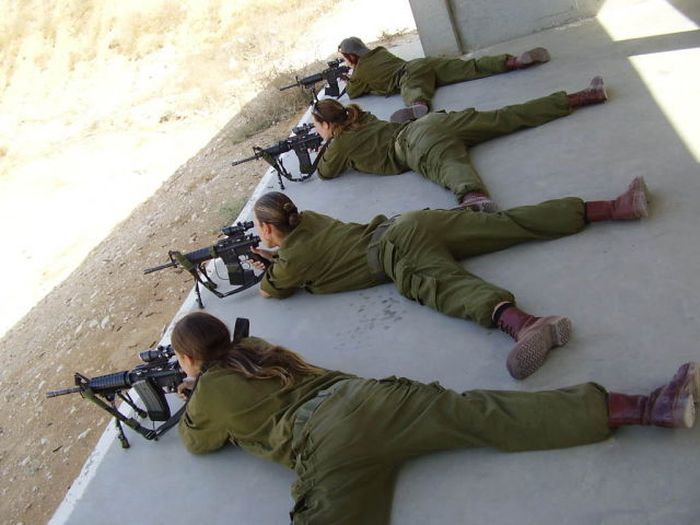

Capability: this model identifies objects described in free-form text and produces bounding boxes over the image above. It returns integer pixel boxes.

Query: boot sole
[390,104,429,123]
[506,317,572,380]
[681,395,695,428]
[673,362,699,428]
[688,362,700,404]
[630,177,650,219]
[520,47,551,66]
[590,76,608,103]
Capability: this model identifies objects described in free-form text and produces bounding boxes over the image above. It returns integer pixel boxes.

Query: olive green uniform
[346,46,510,107]
[179,337,611,524]
[261,197,586,327]
[317,92,573,202]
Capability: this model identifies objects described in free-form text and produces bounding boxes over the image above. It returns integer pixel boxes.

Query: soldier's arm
[345,77,368,99]
[178,390,230,455]
[259,258,300,299]
[317,140,349,180]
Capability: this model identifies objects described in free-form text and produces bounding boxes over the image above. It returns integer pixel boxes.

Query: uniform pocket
[408,272,438,307]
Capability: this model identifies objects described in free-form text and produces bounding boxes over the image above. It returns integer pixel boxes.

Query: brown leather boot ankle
[567,76,607,108]
[608,362,699,428]
[585,176,650,222]
[505,47,551,69]
[459,192,497,212]
[495,305,572,379]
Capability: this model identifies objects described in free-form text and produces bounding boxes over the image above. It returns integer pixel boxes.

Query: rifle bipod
[75,377,185,449]
[253,147,315,190]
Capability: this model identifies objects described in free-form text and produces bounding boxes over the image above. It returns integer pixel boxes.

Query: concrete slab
[51,3,700,524]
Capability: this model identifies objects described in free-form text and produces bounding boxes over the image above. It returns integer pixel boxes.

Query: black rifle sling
[147,403,187,440]
[233,317,250,342]
[309,140,331,174]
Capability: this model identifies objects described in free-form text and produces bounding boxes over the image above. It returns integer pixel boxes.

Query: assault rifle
[46,318,252,449]
[144,221,269,308]
[231,123,324,189]
[279,58,350,99]
[46,345,185,448]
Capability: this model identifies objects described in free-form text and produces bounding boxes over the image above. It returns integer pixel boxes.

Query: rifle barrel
[279,82,298,91]
[144,261,177,274]
[46,386,82,398]
[231,153,262,167]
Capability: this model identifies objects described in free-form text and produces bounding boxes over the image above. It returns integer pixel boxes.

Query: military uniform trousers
[399,54,509,106]
[394,92,572,201]
[289,377,610,524]
[374,197,586,327]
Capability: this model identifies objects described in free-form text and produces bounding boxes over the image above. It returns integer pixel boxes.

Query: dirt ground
[0,2,416,520]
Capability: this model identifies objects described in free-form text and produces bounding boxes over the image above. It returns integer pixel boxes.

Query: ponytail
[254,191,301,234]
[312,99,364,138]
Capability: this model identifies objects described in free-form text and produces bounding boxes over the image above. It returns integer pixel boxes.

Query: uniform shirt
[178,336,354,467]
[346,47,406,98]
[317,112,408,179]
[260,211,388,298]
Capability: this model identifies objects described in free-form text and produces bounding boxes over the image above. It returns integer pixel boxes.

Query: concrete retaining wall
[408,0,605,55]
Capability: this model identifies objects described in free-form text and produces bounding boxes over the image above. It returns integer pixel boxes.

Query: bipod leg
[277,170,285,190]
[273,159,286,190]
[194,280,204,309]
[110,398,131,448]
[114,417,131,449]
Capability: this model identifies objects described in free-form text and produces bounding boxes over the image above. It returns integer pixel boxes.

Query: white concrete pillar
[408,0,463,56]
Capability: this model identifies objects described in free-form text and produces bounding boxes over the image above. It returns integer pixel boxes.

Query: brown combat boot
[495,304,572,380]
[459,192,498,213]
[585,176,650,222]
[567,76,607,108]
[505,47,551,69]
[608,362,699,428]
[390,101,429,123]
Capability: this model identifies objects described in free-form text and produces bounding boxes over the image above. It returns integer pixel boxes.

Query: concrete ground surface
[50,2,700,524]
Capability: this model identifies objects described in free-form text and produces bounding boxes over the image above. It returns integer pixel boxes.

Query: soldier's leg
[429,55,510,85]
[399,198,586,260]
[382,240,512,326]
[316,378,611,460]
[449,91,572,146]
[399,59,437,106]
[387,207,581,376]
[416,140,486,202]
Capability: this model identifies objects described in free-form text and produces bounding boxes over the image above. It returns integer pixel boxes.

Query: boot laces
[497,318,518,339]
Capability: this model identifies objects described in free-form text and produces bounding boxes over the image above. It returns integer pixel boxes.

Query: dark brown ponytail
[312,99,364,138]
[172,312,323,386]
[253,191,302,234]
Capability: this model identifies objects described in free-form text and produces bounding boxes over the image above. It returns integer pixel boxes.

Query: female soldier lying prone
[311,76,607,212]
[174,311,699,525]
[251,179,649,379]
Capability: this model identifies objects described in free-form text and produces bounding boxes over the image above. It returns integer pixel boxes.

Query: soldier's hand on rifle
[177,377,196,400]
[251,246,276,265]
